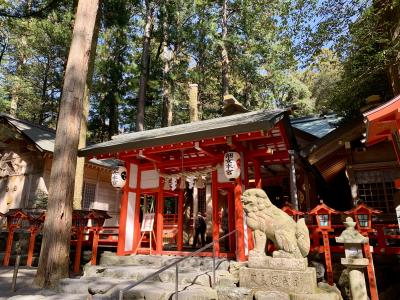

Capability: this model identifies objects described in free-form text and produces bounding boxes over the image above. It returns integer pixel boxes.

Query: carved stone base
[239,267,317,294]
[248,252,308,271]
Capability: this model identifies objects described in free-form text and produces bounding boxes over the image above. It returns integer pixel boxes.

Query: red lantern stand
[308,201,340,285]
[26,212,45,267]
[345,203,381,300]
[2,209,29,266]
[282,202,305,221]
[87,210,111,265]
[72,210,89,273]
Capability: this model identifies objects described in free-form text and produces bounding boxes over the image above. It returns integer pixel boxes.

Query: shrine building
[79,109,297,261]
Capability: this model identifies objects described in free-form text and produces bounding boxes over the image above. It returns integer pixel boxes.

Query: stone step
[123,281,217,300]
[7,294,87,300]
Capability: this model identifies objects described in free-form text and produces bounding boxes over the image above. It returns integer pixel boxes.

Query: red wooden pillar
[133,166,142,252]
[26,227,39,267]
[253,159,262,188]
[211,171,220,255]
[321,231,333,285]
[73,228,84,273]
[156,177,165,254]
[363,242,379,300]
[3,226,16,266]
[177,189,184,251]
[117,163,131,255]
[311,227,320,252]
[91,228,100,265]
[227,189,235,254]
[235,176,246,261]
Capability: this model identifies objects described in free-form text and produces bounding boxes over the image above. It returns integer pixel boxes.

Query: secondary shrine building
[79,109,297,261]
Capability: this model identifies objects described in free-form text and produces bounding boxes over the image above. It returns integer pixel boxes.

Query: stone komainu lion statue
[242,188,310,258]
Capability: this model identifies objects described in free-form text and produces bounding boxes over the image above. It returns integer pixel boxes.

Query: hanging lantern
[111,166,127,188]
[223,152,241,180]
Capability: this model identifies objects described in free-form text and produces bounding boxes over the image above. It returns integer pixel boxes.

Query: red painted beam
[177,190,184,251]
[117,164,131,255]
[235,176,246,261]
[212,171,220,255]
[133,166,142,253]
[156,177,164,254]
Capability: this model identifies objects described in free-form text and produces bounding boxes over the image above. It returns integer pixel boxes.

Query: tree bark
[197,4,206,120]
[73,0,101,210]
[10,51,25,117]
[373,0,400,96]
[221,0,229,98]
[136,0,154,131]
[34,0,100,288]
[188,83,198,122]
[161,1,172,127]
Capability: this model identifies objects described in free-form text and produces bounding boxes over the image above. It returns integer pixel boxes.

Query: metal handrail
[118,230,236,300]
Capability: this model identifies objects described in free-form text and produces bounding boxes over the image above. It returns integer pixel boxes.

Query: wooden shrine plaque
[141,213,155,232]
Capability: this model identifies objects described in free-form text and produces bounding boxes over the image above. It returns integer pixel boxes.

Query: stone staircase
[4,252,343,300]
[55,252,245,300]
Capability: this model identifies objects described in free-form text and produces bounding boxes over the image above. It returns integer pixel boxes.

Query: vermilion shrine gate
[79,109,296,261]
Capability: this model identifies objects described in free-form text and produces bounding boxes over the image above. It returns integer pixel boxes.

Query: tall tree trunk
[107,90,119,139]
[221,0,229,98]
[39,57,51,124]
[9,51,25,117]
[136,0,154,132]
[197,4,206,120]
[374,0,400,96]
[34,0,100,288]
[161,1,172,127]
[188,84,199,122]
[73,3,101,210]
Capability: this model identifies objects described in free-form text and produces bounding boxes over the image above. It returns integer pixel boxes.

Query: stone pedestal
[239,266,317,294]
[248,252,308,271]
[239,256,342,300]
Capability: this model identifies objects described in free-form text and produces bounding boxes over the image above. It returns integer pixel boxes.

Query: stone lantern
[2,209,28,266]
[308,200,341,285]
[345,203,380,300]
[87,210,111,265]
[336,217,370,300]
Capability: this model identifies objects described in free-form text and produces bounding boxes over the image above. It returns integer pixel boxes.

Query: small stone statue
[242,188,310,259]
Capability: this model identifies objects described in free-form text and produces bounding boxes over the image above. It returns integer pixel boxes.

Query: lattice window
[198,188,206,213]
[82,182,96,209]
[357,180,395,213]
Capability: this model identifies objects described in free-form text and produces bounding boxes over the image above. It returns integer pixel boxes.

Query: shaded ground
[0,267,64,300]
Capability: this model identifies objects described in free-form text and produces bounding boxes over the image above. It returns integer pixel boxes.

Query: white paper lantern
[111,166,127,188]
[223,152,241,180]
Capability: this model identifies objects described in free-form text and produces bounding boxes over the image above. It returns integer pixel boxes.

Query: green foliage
[0,4,73,126]
[1,0,399,137]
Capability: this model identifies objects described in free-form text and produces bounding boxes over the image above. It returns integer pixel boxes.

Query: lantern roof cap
[72,209,91,219]
[87,209,111,219]
[309,200,341,215]
[4,209,29,219]
[336,217,369,244]
[282,202,304,215]
[344,203,382,215]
